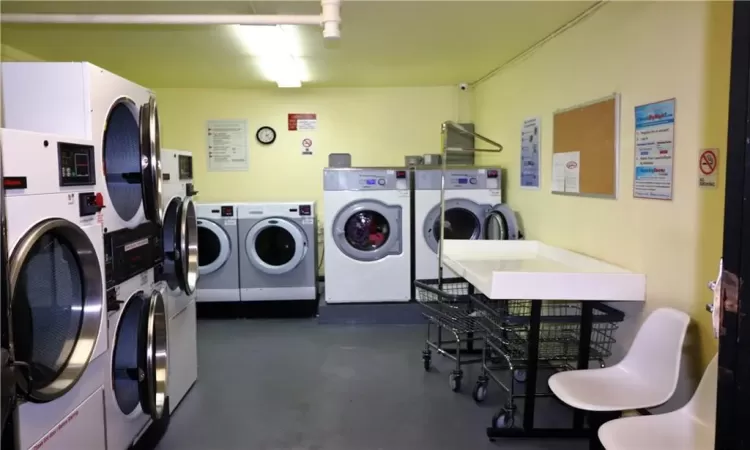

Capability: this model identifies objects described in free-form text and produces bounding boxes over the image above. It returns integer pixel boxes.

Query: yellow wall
[472,1,732,370]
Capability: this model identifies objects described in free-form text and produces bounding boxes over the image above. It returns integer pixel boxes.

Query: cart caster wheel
[513,370,527,383]
[472,381,488,403]
[492,408,515,429]
[449,372,463,392]
[422,350,432,371]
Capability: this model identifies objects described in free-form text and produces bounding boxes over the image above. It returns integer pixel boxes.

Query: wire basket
[414,278,483,334]
[471,295,624,363]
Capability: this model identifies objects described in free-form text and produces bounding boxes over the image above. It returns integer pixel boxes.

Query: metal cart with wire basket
[468,293,625,430]
[414,278,487,392]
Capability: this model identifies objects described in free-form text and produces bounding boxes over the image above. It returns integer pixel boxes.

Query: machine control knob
[378,178,386,186]
[469,177,477,185]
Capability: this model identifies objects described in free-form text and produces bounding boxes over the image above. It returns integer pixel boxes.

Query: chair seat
[548,366,668,411]
[598,411,715,450]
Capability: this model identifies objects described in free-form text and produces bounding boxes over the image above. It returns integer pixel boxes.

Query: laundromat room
[0,1,749,449]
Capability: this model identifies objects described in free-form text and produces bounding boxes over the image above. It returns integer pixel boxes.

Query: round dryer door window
[9,219,103,402]
[246,219,306,275]
[197,220,230,276]
[104,100,143,225]
[344,211,390,251]
[112,292,147,416]
[332,200,403,262]
[432,208,481,242]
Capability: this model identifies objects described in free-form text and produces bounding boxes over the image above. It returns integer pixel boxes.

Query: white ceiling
[1,1,597,88]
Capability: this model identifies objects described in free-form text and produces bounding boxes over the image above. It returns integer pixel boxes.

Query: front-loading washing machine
[414,167,519,280]
[160,149,199,413]
[1,61,163,234]
[196,203,240,303]
[324,168,411,303]
[238,202,317,302]
[105,269,168,450]
[2,129,108,449]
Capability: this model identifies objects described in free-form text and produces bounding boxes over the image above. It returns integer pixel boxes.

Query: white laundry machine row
[2,129,108,450]
[1,62,163,234]
[324,168,411,303]
[105,269,168,450]
[414,167,519,280]
[237,202,318,303]
[160,149,199,413]
[196,203,240,303]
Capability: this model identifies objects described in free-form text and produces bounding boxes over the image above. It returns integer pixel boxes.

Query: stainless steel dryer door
[423,199,486,254]
[245,218,307,275]
[332,200,402,262]
[137,289,168,420]
[197,219,230,276]
[8,218,103,403]
[162,197,199,294]
[484,204,520,240]
[140,95,163,226]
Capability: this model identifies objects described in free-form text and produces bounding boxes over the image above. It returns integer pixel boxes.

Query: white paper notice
[206,120,249,172]
[634,99,675,200]
[564,151,580,193]
[301,137,314,155]
[551,153,567,192]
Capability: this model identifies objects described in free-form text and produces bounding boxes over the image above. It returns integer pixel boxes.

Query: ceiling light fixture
[233,25,305,88]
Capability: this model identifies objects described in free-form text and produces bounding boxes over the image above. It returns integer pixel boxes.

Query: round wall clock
[256,126,277,145]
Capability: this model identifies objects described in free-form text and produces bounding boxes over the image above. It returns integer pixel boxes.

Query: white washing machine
[104,269,168,450]
[238,202,317,301]
[1,61,163,233]
[160,149,198,413]
[414,167,519,280]
[324,168,411,303]
[196,204,240,302]
[2,129,108,450]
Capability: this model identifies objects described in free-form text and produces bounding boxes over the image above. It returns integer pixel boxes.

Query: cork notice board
[552,95,619,197]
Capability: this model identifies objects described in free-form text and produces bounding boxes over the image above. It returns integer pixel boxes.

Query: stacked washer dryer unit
[324,168,411,303]
[1,129,108,450]
[196,204,240,304]
[2,62,170,450]
[414,167,519,280]
[160,149,199,412]
[238,202,317,304]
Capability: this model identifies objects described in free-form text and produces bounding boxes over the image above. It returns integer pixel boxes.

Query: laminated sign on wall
[520,117,541,189]
[207,120,249,172]
[288,113,317,131]
[301,137,314,155]
[633,99,675,200]
[698,148,719,188]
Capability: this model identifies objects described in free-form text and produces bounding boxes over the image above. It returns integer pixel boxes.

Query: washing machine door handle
[137,289,168,421]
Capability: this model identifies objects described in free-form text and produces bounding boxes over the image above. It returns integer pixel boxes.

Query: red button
[94,193,105,208]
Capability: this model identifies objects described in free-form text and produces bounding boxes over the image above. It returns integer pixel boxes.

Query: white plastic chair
[598,354,717,450]
[548,307,691,412]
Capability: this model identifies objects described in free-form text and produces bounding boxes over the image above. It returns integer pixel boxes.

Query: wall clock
[256,126,276,145]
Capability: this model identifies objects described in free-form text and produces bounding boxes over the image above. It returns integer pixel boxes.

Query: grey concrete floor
[158,320,587,450]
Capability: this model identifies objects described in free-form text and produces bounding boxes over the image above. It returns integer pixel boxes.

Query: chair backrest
[619,307,691,404]
[685,354,718,425]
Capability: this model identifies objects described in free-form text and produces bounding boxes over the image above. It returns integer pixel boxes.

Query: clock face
[256,126,276,145]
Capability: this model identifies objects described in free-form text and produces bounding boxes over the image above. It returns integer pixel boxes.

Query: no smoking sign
[698,148,719,188]
[300,137,314,155]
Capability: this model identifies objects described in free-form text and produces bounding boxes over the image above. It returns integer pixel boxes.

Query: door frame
[717,1,750,448]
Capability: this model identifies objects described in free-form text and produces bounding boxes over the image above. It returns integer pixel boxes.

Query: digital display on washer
[457,178,468,184]
[366,179,376,185]
[58,142,96,186]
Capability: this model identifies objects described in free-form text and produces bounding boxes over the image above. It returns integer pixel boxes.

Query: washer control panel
[58,142,96,186]
[323,168,410,191]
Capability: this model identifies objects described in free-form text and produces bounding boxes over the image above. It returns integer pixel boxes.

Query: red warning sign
[699,149,717,175]
[698,148,719,188]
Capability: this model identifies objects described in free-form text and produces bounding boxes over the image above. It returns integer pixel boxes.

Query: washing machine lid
[197,219,231,275]
[245,218,307,275]
[140,95,163,226]
[485,204,519,240]
[332,200,402,262]
[137,289,167,420]
[8,218,103,403]
[423,199,486,254]
[162,196,199,294]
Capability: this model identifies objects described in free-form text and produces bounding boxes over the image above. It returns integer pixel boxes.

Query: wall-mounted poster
[520,117,541,188]
[633,99,675,200]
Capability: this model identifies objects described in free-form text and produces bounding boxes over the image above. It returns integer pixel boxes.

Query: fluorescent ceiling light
[233,25,305,88]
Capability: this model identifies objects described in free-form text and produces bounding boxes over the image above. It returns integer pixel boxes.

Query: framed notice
[206,120,249,172]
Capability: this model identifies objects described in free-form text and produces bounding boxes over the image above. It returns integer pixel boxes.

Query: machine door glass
[139,95,163,226]
[246,218,307,275]
[137,290,167,420]
[423,199,484,254]
[9,219,103,403]
[103,100,144,225]
[197,219,230,276]
[484,204,519,241]
[333,200,402,262]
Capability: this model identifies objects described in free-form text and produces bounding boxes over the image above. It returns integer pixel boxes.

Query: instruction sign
[206,120,249,172]
[301,137,314,155]
[288,113,317,131]
[699,148,719,188]
[633,99,675,200]
[520,117,541,189]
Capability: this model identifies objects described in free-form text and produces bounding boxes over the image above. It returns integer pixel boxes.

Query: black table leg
[573,302,594,430]
[522,300,543,430]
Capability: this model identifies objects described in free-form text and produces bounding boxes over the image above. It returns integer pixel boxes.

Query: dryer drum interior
[430,207,481,242]
[197,220,230,275]
[103,96,162,226]
[333,200,402,262]
[162,197,199,293]
[8,219,103,403]
[344,210,390,251]
[112,290,167,420]
[247,219,306,274]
